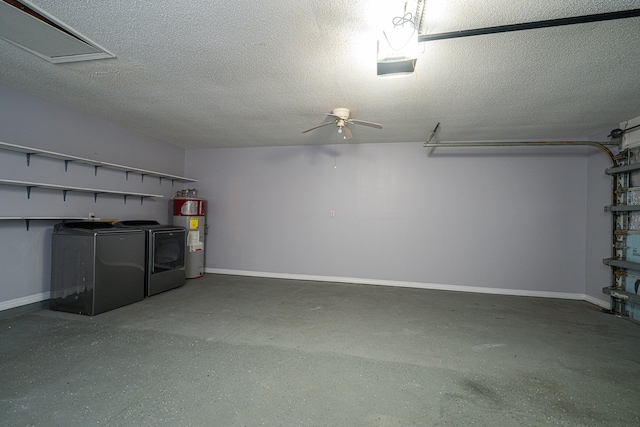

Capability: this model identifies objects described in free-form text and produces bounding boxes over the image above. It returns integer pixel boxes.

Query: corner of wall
[584,144,614,306]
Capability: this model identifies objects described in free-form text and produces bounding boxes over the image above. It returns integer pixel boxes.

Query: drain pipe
[423,140,616,165]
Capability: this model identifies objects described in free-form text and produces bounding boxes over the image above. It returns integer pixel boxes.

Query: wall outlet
[330,210,335,217]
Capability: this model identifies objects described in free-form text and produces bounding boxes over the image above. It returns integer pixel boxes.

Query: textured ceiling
[1,0,639,148]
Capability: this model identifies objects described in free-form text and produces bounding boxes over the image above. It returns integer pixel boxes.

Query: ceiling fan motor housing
[331,108,350,120]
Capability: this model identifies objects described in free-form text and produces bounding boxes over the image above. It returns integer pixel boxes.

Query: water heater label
[173,199,206,216]
[187,230,200,246]
[190,242,204,252]
[190,218,199,229]
[181,200,199,215]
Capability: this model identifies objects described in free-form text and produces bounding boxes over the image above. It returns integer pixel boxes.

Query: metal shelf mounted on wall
[0,216,89,230]
[0,141,197,185]
[0,179,163,204]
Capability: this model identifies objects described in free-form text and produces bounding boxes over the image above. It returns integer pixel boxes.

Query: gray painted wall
[0,85,185,308]
[0,84,614,310]
[185,142,608,302]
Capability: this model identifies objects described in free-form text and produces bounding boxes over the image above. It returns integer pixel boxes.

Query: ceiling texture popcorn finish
[0,0,639,149]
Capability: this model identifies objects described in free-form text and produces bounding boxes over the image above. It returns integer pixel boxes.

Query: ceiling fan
[302,108,382,140]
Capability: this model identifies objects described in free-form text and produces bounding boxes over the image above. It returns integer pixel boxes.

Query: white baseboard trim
[207,268,611,308]
[0,274,612,313]
[583,293,611,309]
[0,291,50,312]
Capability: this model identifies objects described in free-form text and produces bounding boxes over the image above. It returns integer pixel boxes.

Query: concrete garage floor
[1,274,639,426]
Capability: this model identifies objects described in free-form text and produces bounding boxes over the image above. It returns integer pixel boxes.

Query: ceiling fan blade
[348,119,383,129]
[302,121,335,133]
[326,113,348,120]
[341,126,353,140]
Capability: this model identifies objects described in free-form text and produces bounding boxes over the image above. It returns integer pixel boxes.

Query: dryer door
[151,230,185,273]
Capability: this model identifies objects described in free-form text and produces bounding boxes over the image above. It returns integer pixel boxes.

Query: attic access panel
[0,0,114,63]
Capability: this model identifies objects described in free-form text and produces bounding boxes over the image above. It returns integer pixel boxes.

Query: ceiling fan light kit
[302,108,382,141]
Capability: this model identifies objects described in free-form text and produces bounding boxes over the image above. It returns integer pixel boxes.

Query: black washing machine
[51,221,146,315]
[115,220,186,296]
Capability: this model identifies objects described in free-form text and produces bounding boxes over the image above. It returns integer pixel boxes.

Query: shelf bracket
[25,219,30,231]
[159,177,163,185]
[140,197,145,205]
[62,190,68,201]
[141,174,145,183]
[64,160,71,172]
[94,165,101,176]
[26,153,32,166]
[171,179,176,187]
[123,194,128,204]
[125,171,130,181]
[26,186,32,199]
[94,193,98,203]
